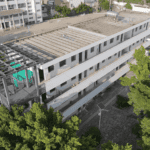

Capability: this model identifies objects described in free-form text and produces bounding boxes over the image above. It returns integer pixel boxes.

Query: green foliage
[132,123,142,138]
[116,95,131,109]
[119,46,150,149]
[0,103,100,150]
[146,0,150,3]
[99,0,109,10]
[125,2,132,10]
[101,140,132,150]
[82,126,102,146]
[125,0,144,5]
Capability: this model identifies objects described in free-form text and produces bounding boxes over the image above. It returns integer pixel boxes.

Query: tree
[101,140,132,150]
[119,46,150,149]
[99,0,109,10]
[0,103,98,150]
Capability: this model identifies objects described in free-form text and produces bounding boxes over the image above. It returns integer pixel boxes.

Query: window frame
[48,65,54,72]
[61,81,67,87]
[71,55,76,62]
[59,60,66,67]
[110,38,114,44]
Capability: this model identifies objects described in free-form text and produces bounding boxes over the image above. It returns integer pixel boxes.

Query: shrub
[125,2,132,10]
[82,126,102,145]
[116,95,131,109]
[100,0,109,10]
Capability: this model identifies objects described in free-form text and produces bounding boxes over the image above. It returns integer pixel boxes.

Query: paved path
[77,85,128,137]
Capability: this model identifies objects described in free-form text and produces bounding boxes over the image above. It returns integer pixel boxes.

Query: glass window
[89,67,93,70]
[91,47,94,52]
[48,65,54,72]
[110,38,114,43]
[71,55,76,62]
[102,60,105,63]
[59,60,66,67]
[108,56,111,59]
[61,81,67,86]
[50,88,55,93]
[117,35,119,40]
[104,41,107,46]
[71,76,76,80]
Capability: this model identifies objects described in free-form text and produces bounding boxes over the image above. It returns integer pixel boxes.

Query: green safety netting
[10,62,33,87]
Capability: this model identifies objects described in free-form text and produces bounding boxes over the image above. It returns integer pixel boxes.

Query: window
[117,35,119,40]
[61,82,67,86]
[48,65,54,72]
[89,67,93,70]
[37,9,40,12]
[144,23,146,27]
[104,41,107,46]
[28,6,31,8]
[102,60,105,63]
[110,38,114,43]
[36,2,40,4]
[108,56,111,60]
[137,41,139,43]
[91,47,94,52]
[28,10,32,12]
[29,13,33,15]
[23,11,27,15]
[71,76,76,80]
[29,17,33,19]
[135,27,138,31]
[71,55,76,61]
[60,60,66,67]
[114,53,117,56]
[140,25,142,29]
[37,17,41,19]
[13,14,18,17]
[71,4,73,7]
[133,43,134,45]
[18,3,26,8]
[50,88,55,93]
[4,16,8,19]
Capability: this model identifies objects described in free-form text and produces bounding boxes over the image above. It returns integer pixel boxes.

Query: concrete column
[25,68,29,88]
[40,95,44,104]
[28,100,32,108]
[132,29,134,37]
[12,15,15,29]
[146,22,149,30]
[9,15,12,30]
[3,17,6,30]
[22,13,25,27]
[33,65,40,97]
[2,77,10,109]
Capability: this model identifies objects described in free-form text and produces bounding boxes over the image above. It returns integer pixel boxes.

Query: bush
[82,126,102,145]
[100,0,109,10]
[116,95,131,109]
[125,2,132,9]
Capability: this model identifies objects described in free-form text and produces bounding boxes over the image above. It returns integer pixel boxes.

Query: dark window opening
[48,65,54,72]
[79,52,82,63]
[85,50,88,60]
[140,25,142,29]
[71,55,76,62]
[135,27,138,31]
[117,35,119,40]
[79,73,82,81]
[110,38,114,43]
[108,56,111,60]
[102,60,105,63]
[91,47,94,52]
[71,76,76,80]
[39,69,44,82]
[50,88,55,93]
[61,81,67,86]
[114,53,117,56]
[90,67,93,70]
[104,41,107,46]
[60,60,66,67]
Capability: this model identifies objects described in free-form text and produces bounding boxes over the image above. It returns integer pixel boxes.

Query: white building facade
[0,0,43,31]
[31,18,150,122]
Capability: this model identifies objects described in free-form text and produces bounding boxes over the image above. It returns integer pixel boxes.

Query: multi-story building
[0,12,150,123]
[0,0,43,32]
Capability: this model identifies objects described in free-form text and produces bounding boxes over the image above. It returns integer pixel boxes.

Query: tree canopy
[119,46,150,149]
[0,103,99,150]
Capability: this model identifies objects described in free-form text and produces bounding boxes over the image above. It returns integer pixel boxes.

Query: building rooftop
[73,11,150,36]
[0,9,24,17]
[13,27,104,63]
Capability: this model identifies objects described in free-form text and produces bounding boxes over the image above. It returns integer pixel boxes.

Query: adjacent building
[0,12,150,123]
[0,0,43,32]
